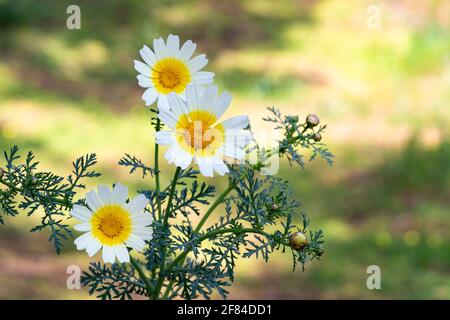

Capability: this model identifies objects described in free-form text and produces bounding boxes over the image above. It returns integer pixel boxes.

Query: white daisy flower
[71,183,152,264]
[155,84,253,177]
[134,34,215,110]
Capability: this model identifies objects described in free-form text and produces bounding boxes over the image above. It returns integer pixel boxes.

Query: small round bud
[313,133,322,142]
[289,231,309,251]
[306,114,320,127]
[271,204,279,211]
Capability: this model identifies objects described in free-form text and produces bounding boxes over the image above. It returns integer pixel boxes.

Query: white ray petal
[155,130,176,145]
[140,45,157,67]
[70,205,93,222]
[143,87,158,106]
[86,190,103,211]
[196,156,214,177]
[125,194,149,215]
[137,74,153,88]
[214,91,232,119]
[112,182,128,205]
[157,94,170,111]
[166,34,180,56]
[115,244,130,263]
[74,232,94,250]
[98,185,112,205]
[179,40,196,61]
[74,223,91,232]
[188,54,208,73]
[102,246,116,264]
[153,37,167,60]
[219,115,249,130]
[167,92,188,116]
[192,71,215,85]
[126,233,147,251]
[134,60,151,76]
[86,238,102,257]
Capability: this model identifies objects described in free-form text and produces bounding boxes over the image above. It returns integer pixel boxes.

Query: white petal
[158,109,178,129]
[74,232,94,250]
[98,185,112,205]
[200,85,218,110]
[185,84,202,111]
[153,37,167,60]
[222,144,246,160]
[143,87,158,106]
[86,190,103,211]
[134,60,151,76]
[167,92,188,116]
[137,74,153,88]
[157,94,170,111]
[192,71,215,85]
[102,246,116,264]
[214,91,232,118]
[132,213,153,227]
[179,40,196,61]
[86,238,102,257]
[140,45,156,67]
[126,234,147,251]
[226,130,253,148]
[125,194,149,214]
[155,130,176,145]
[166,34,180,56]
[70,205,93,222]
[220,115,249,130]
[112,183,128,205]
[188,54,208,73]
[131,228,153,241]
[74,223,91,232]
[164,144,193,169]
[212,157,229,176]
[115,244,130,263]
[196,156,214,177]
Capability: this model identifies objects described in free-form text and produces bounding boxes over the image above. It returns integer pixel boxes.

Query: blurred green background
[0,0,449,299]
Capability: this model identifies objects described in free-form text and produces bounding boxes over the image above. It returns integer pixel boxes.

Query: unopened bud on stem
[306,114,320,128]
[289,231,309,251]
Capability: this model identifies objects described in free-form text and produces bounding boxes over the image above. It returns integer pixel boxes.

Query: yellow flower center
[176,110,224,156]
[152,58,191,94]
[91,205,132,246]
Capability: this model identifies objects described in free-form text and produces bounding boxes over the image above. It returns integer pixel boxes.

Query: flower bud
[289,231,309,251]
[306,114,320,127]
[313,133,322,142]
[271,204,278,211]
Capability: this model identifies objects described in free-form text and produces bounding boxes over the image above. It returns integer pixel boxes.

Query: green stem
[194,182,236,233]
[153,166,182,299]
[130,256,153,299]
[154,118,162,221]
[161,182,236,299]
[163,166,181,226]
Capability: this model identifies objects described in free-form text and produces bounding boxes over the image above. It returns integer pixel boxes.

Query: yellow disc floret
[176,110,224,156]
[91,205,132,246]
[152,58,191,94]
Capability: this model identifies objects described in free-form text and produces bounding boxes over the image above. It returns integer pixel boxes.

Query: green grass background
[0,0,449,299]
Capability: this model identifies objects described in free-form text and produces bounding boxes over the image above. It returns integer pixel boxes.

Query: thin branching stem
[129,256,153,300]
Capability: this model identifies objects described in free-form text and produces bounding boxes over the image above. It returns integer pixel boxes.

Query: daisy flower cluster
[0,34,332,300]
[72,34,252,263]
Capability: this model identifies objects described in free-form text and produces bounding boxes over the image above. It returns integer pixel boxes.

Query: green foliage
[0,146,100,253]
[80,108,332,300]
